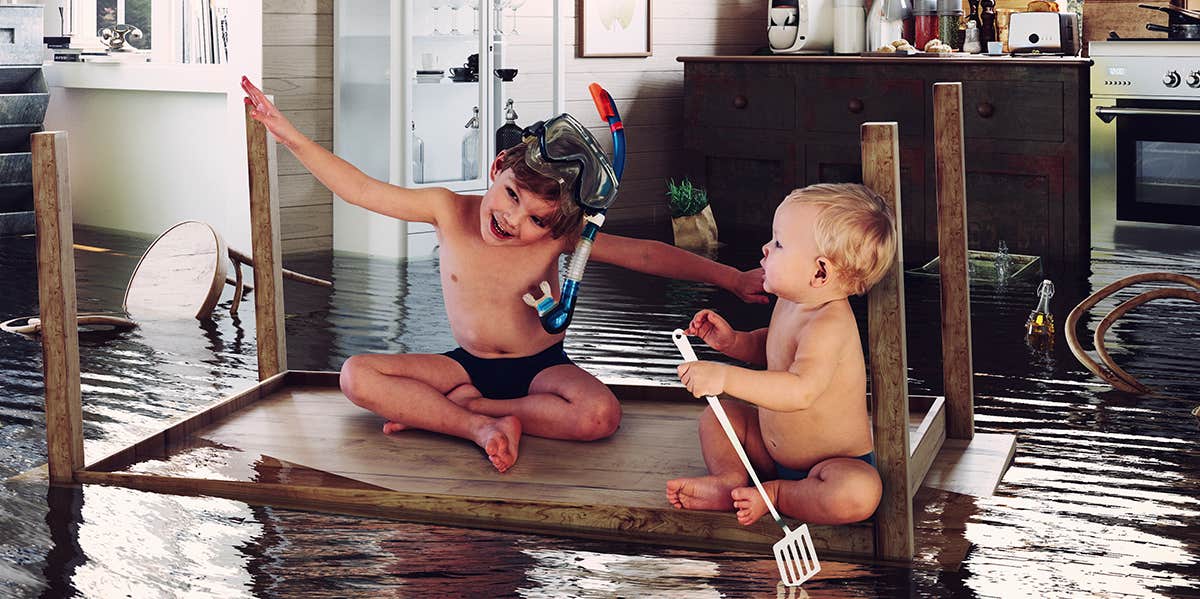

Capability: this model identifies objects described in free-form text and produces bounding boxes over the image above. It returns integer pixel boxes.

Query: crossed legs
[339,354,620,473]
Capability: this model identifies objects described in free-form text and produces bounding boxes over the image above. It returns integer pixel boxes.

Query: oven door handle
[1095,106,1200,124]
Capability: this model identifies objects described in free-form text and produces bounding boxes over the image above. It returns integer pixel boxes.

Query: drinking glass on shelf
[508,0,527,35]
[447,0,465,35]
[467,0,480,34]
[429,0,445,35]
[494,0,510,34]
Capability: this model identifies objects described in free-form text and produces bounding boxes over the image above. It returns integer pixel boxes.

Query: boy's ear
[489,152,506,180]
[811,257,831,288]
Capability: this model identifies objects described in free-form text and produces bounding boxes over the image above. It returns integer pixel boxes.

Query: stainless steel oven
[1091,41,1200,233]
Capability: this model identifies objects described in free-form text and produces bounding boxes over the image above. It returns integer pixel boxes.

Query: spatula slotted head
[773,524,821,587]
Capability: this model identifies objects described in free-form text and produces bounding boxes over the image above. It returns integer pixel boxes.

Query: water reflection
[0,227,1197,597]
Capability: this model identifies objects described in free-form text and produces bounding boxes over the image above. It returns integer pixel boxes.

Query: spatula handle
[672,330,787,527]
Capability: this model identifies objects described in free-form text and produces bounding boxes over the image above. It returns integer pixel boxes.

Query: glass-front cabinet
[334,0,562,259]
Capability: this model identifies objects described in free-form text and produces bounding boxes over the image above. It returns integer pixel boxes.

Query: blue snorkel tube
[521,83,625,334]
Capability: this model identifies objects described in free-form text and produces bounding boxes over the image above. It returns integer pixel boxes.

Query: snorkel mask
[521,83,626,334]
[522,113,619,214]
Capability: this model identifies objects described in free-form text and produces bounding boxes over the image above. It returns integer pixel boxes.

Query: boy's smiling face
[479,164,558,246]
[761,201,831,300]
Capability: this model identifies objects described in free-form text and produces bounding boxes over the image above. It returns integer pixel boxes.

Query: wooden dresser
[679,55,1091,266]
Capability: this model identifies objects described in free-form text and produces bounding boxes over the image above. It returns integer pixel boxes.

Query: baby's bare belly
[760,410,873,470]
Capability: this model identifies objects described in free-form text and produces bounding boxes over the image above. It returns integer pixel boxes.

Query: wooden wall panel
[561,0,766,228]
[264,2,333,255]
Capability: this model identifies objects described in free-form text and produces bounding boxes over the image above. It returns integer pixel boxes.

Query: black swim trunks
[773,451,877,481]
[442,341,574,400]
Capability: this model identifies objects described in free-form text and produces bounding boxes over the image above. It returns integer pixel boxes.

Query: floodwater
[1,225,1197,598]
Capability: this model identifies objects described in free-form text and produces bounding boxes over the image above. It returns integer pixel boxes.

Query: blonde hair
[782,183,897,296]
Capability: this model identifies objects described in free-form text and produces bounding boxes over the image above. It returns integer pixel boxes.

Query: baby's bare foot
[445,383,483,409]
[382,421,408,434]
[731,481,780,525]
[665,475,740,511]
[475,415,521,473]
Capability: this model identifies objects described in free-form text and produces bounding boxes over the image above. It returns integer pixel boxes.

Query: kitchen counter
[679,55,1092,66]
[680,57,1090,267]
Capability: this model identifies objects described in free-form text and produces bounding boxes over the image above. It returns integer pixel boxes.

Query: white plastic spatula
[671,329,821,587]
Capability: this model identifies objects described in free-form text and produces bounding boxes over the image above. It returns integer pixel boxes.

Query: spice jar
[936,0,963,50]
[913,0,937,49]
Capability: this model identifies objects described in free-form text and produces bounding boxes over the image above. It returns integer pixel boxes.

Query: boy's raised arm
[242,76,446,225]
[590,233,768,304]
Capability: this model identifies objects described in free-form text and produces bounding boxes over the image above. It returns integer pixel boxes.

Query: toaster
[1007,12,1079,55]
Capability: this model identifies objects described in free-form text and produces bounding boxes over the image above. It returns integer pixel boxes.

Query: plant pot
[671,204,719,250]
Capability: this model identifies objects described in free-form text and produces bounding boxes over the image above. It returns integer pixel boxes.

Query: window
[73,0,152,50]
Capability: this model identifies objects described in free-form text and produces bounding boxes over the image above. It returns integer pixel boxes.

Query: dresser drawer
[688,72,796,131]
[961,80,1064,142]
[803,77,925,134]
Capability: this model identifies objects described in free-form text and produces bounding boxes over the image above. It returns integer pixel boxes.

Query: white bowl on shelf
[768,25,798,48]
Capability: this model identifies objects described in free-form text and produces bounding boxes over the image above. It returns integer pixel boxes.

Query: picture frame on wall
[577,0,652,58]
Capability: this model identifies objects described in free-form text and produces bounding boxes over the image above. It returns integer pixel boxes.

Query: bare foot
[665,475,742,511]
[474,415,521,473]
[731,480,780,525]
[382,421,408,434]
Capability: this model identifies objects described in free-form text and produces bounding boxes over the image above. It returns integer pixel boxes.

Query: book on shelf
[180,0,230,64]
[52,49,83,62]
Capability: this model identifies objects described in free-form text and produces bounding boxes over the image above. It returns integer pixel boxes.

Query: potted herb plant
[666,177,718,250]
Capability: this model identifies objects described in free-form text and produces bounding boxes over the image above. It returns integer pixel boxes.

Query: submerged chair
[1065,272,1200,394]
[1,220,330,336]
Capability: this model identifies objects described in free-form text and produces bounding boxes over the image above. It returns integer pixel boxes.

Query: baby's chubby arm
[678,317,840,412]
[242,77,447,225]
[589,233,768,304]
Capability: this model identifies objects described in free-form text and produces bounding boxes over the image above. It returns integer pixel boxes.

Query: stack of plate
[416,70,443,83]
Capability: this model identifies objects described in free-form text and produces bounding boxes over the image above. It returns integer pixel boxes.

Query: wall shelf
[43,62,237,94]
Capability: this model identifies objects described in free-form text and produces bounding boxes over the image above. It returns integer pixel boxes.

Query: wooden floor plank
[922,433,1017,497]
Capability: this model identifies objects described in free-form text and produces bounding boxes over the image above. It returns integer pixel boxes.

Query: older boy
[666,183,896,526]
[242,78,767,474]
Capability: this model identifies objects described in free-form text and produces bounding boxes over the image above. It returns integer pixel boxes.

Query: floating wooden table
[29,94,1016,569]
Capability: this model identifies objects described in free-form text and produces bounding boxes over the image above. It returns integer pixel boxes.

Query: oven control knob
[1163,70,1181,88]
[1188,71,1200,89]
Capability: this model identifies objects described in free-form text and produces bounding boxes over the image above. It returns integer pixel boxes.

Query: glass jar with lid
[834,0,866,54]
[936,0,963,50]
[913,0,938,49]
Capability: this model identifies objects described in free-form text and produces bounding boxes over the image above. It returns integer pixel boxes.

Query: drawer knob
[977,102,995,118]
[848,98,864,114]
[733,95,748,109]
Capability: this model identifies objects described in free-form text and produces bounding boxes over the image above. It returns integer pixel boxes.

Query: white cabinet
[333,0,563,259]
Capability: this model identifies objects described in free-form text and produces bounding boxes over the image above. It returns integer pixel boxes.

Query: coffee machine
[769,0,835,54]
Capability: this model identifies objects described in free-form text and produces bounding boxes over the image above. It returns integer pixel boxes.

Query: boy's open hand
[677,360,728,398]
[242,76,305,150]
[685,310,737,353]
[731,268,769,304]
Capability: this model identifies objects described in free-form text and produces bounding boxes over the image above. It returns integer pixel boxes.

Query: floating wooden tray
[909,250,1042,282]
